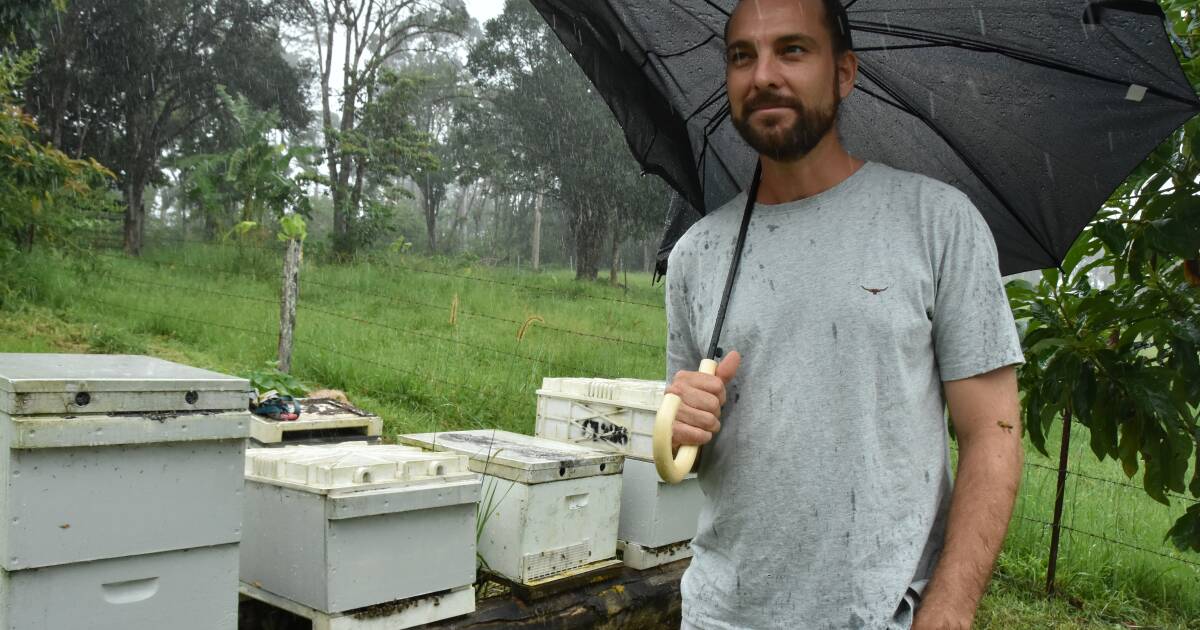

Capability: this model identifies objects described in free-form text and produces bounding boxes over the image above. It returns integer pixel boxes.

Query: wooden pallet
[618,539,693,570]
[487,558,624,602]
[239,582,474,630]
[249,398,383,447]
[424,558,690,629]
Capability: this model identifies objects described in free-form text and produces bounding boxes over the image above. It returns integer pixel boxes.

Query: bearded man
[664,0,1025,628]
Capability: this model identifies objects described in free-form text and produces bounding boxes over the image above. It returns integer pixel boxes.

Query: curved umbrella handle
[653,358,718,483]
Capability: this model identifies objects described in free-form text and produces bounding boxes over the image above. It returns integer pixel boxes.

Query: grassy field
[3,242,1199,629]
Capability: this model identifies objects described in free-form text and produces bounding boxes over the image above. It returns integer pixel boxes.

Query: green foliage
[245,361,308,398]
[22,0,312,252]
[0,49,114,299]
[175,88,318,238]
[1009,0,1200,552]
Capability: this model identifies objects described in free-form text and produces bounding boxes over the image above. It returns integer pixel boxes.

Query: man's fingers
[673,421,714,448]
[716,350,741,385]
[675,387,721,417]
[676,405,721,434]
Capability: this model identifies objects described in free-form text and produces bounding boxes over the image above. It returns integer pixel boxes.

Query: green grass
[4,243,1200,629]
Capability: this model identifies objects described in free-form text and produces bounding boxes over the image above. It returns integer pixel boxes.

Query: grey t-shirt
[666,162,1024,630]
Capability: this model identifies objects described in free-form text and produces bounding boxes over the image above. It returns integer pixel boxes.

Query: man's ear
[837,51,859,100]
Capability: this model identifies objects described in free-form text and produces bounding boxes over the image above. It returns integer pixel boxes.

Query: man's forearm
[915,433,1022,627]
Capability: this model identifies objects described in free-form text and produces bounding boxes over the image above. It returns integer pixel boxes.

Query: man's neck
[755,134,865,205]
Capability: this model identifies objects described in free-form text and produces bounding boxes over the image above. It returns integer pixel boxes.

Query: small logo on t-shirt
[860,286,889,295]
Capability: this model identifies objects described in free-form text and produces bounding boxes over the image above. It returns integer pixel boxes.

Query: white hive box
[0,353,252,630]
[248,397,383,447]
[398,430,623,585]
[240,443,480,617]
[535,377,665,461]
[533,378,703,570]
[616,458,701,569]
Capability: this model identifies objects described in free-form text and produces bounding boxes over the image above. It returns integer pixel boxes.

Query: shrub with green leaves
[1008,125,1200,553]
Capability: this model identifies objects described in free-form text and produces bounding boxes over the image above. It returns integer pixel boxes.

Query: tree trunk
[123,170,148,256]
[21,225,35,253]
[572,198,605,281]
[532,191,543,272]
[424,178,440,254]
[609,216,621,287]
[643,239,653,273]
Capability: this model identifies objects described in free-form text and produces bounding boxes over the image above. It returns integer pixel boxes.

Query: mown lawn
[3,243,1198,629]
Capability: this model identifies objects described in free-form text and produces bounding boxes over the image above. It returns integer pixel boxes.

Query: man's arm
[913,365,1022,629]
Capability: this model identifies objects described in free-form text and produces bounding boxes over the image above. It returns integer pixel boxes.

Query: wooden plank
[425,559,688,629]
[238,559,688,630]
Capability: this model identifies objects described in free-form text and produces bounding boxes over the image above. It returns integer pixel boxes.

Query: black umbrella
[529,0,1200,278]
[530,0,1200,482]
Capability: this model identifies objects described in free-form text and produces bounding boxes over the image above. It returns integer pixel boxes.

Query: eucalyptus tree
[298,0,466,257]
[468,0,667,280]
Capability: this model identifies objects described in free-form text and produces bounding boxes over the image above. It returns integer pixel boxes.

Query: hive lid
[538,377,665,410]
[0,354,252,415]
[245,442,474,494]
[397,430,623,484]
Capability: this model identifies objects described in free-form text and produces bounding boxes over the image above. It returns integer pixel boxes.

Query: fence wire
[74,237,1200,589]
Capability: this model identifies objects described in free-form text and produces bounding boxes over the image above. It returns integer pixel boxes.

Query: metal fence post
[1046,405,1074,595]
[278,238,302,373]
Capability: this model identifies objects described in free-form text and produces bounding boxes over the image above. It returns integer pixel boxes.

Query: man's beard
[731,81,840,162]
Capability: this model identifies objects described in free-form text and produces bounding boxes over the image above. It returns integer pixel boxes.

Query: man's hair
[725,0,853,55]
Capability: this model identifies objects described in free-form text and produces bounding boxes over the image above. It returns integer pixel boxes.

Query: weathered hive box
[616,457,701,569]
[0,353,252,630]
[535,377,665,461]
[534,377,703,569]
[398,430,624,585]
[240,443,480,616]
[248,397,383,447]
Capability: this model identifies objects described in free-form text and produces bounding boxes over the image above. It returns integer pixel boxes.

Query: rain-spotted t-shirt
[666,161,1024,630]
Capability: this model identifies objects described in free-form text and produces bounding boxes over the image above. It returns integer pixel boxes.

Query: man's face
[725,0,852,162]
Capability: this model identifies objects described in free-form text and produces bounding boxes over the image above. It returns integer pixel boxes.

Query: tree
[0,49,112,301]
[299,0,466,257]
[468,0,668,280]
[175,89,319,240]
[1008,0,1200,552]
[23,0,310,255]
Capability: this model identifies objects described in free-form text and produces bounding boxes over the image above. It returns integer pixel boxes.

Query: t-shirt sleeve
[931,191,1025,381]
[665,245,702,383]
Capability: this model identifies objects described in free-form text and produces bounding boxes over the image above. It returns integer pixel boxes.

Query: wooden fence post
[1046,406,1074,595]
[278,238,302,373]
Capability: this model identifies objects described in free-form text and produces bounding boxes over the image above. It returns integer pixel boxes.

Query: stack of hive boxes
[535,377,704,568]
[399,430,624,586]
[239,442,480,628]
[0,354,252,630]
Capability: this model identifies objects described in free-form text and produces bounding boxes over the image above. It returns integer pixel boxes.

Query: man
[665,0,1025,628]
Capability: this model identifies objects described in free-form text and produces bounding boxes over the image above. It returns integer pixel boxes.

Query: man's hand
[666,351,740,448]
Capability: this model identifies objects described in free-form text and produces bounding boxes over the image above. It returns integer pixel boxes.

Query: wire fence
[70,231,1200,605]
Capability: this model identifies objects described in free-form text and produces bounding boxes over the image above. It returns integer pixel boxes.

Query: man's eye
[783,45,806,55]
[728,50,751,64]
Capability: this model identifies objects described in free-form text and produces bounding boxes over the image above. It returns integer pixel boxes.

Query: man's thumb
[715,350,741,384]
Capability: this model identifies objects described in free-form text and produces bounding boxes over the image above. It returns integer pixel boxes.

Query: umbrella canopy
[528,0,1200,277]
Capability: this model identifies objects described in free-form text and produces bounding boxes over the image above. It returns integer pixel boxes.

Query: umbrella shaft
[706,161,762,360]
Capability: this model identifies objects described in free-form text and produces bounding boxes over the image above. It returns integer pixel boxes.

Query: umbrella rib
[851,20,1198,107]
[857,64,1060,266]
[854,43,952,52]
[687,84,730,123]
[643,33,720,63]
[855,84,920,116]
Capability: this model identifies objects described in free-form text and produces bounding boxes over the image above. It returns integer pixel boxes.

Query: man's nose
[751,52,783,91]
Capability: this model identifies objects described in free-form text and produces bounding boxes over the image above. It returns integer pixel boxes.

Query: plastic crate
[535,377,665,461]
